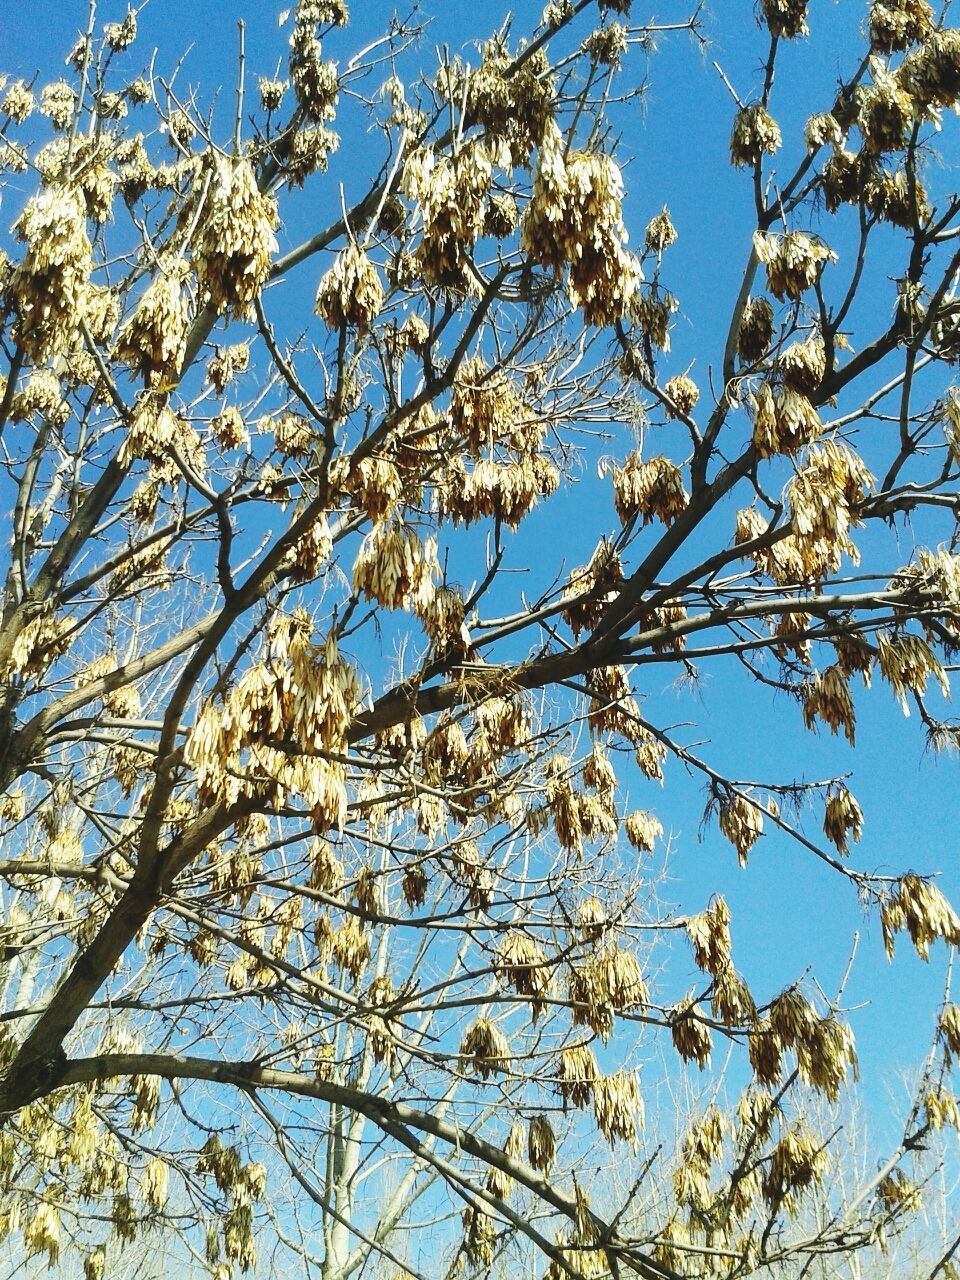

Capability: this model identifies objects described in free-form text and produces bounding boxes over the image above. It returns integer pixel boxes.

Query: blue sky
[3,0,958,1154]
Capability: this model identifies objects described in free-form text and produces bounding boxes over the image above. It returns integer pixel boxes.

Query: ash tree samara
[0,0,959,1277]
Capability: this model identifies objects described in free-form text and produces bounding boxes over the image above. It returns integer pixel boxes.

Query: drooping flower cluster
[786,441,874,578]
[191,155,278,318]
[315,243,384,333]
[613,453,688,526]
[522,119,642,325]
[10,183,93,362]
[730,104,782,168]
[114,257,191,384]
[753,230,836,302]
[403,142,492,292]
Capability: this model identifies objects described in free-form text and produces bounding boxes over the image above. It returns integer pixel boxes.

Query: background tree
[0,0,960,1276]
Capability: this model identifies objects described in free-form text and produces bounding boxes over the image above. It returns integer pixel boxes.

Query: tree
[0,0,959,1274]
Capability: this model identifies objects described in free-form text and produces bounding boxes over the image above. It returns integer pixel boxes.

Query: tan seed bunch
[315,243,384,333]
[730,104,782,168]
[898,30,960,110]
[449,840,494,911]
[271,411,315,458]
[753,230,836,301]
[593,1069,643,1147]
[495,930,553,1012]
[865,163,930,227]
[763,1126,828,1213]
[375,715,427,763]
[803,665,857,745]
[443,454,560,529]
[422,716,470,779]
[41,80,77,129]
[3,609,73,681]
[2,79,34,123]
[582,22,629,67]
[561,538,624,637]
[461,1205,496,1267]
[347,455,403,521]
[484,192,519,239]
[259,77,287,112]
[544,1195,610,1280]
[718,793,764,867]
[207,342,250,394]
[823,784,864,854]
[418,584,469,654]
[799,1014,858,1100]
[633,289,678,350]
[877,630,949,712]
[751,382,822,458]
[556,1043,599,1108]
[787,441,874,578]
[663,373,700,418]
[0,790,26,823]
[401,861,428,908]
[613,453,688,526]
[297,1,349,25]
[115,257,192,385]
[870,0,934,54]
[451,355,520,455]
[11,183,93,362]
[877,1169,922,1213]
[212,407,249,451]
[569,943,647,1041]
[353,521,437,611]
[925,1086,960,1131]
[760,0,810,39]
[460,1016,511,1078]
[687,896,732,976]
[463,41,554,166]
[403,142,492,292]
[83,1247,106,1280]
[24,1198,61,1266]
[577,895,608,942]
[191,155,279,319]
[545,752,587,854]
[308,838,343,893]
[582,742,618,799]
[805,111,844,151]
[142,1157,170,1211]
[713,967,757,1025]
[645,206,677,253]
[858,60,917,154]
[289,13,340,122]
[121,397,182,467]
[635,730,667,782]
[737,295,775,362]
[624,809,662,853]
[881,874,960,959]
[285,125,340,188]
[819,148,858,212]
[10,369,69,426]
[328,915,370,979]
[939,1003,960,1065]
[671,995,713,1067]
[832,633,874,685]
[522,118,643,326]
[778,332,826,392]
[771,609,813,665]
[105,10,138,52]
[527,1114,556,1172]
